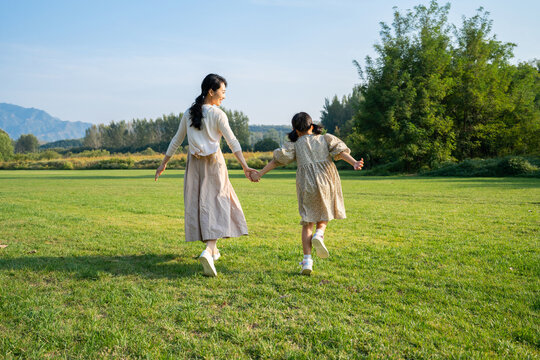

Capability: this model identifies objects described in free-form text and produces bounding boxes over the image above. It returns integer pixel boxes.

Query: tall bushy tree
[321,86,362,137]
[15,134,39,153]
[504,61,540,155]
[100,120,130,148]
[354,1,455,169]
[351,1,539,170]
[448,9,517,159]
[222,108,250,151]
[0,129,14,161]
[83,124,102,149]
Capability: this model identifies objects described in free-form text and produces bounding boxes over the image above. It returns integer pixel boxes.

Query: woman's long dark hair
[189,74,227,130]
[288,112,322,142]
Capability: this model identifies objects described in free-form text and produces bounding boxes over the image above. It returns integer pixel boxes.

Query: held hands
[243,167,260,182]
[249,171,262,182]
[354,158,364,171]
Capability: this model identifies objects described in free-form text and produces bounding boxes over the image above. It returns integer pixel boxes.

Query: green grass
[0,170,539,359]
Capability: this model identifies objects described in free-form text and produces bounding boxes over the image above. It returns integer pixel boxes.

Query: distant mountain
[0,103,92,142]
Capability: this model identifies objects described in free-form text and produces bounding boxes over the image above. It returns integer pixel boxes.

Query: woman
[155,74,257,277]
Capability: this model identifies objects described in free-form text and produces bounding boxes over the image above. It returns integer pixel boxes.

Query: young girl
[251,112,363,275]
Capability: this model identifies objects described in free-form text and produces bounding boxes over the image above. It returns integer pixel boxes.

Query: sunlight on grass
[0,170,538,358]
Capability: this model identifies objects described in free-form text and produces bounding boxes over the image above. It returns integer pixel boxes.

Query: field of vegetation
[0,170,538,359]
[0,150,275,171]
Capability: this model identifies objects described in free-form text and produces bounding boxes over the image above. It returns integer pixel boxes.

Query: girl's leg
[302,223,314,255]
[312,221,329,258]
[315,221,328,233]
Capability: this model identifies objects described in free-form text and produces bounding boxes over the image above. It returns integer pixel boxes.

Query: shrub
[423,156,539,177]
[90,158,134,169]
[253,138,279,152]
[247,158,267,169]
[140,147,157,156]
[71,149,111,158]
[38,150,62,160]
[134,159,162,169]
[499,157,538,176]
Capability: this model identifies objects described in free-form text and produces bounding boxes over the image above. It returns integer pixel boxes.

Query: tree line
[80,108,278,153]
[2,1,538,171]
[321,1,539,171]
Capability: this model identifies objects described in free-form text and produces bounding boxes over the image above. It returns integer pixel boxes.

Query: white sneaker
[199,250,217,277]
[299,259,313,275]
[213,250,221,262]
[312,233,329,258]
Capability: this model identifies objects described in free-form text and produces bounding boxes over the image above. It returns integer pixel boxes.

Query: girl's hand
[155,163,167,181]
[354,158,364,171]
[243,167,259,182]
[250,171,262,182]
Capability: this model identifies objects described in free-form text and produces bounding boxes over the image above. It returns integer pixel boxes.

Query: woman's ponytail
[189,94,205,130]
[189,74,227,130]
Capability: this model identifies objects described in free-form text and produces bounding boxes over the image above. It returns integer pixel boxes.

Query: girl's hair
[288,112,323,142]
[189,73,227,130]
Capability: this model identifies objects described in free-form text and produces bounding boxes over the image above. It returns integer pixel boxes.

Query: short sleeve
[324,134,350,160]
[273,141,296,166]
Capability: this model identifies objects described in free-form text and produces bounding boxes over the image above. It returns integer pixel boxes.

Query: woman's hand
[155,163,167,181]
[354,158,364,171]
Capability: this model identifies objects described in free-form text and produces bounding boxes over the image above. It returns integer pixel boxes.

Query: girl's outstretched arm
[338,152,364,170]
[251,159,279,181]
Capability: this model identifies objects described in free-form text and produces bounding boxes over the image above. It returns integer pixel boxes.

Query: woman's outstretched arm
[155,155,171,181]
[251,159,279,181]
[233,150,258,182]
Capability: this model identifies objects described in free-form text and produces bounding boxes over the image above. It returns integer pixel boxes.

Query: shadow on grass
[0,254,234,279]
[421,177,540,189]
[0,171,295,181]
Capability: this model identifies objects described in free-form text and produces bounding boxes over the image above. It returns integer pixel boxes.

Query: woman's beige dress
[273,134,350,225]
[166,105,248,242]
[183,149,248,242]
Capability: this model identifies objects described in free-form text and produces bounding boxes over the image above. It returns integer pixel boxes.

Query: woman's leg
[204,239,217,254]
[302,223,314,255]
[200,239,218,277]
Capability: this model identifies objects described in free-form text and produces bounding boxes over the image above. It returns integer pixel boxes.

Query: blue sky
[1,0,538,126]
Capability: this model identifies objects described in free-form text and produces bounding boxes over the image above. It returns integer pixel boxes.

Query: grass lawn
[0,170,538,359]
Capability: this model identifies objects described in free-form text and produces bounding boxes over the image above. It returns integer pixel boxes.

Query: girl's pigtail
[312,123,323,135]
[288,129,299,142]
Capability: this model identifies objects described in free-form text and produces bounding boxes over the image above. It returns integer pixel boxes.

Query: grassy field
[0,170,538,359]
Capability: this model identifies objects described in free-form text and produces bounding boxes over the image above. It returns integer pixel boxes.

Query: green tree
[101,121,130,149]
[15,134,39,153]
[253,138,279,152]
[222,108,251,152]
[321,87,363,137]
[448,8,518,159]
[0,129,14,161]
[354,1,455,170]
[83,124,102,149]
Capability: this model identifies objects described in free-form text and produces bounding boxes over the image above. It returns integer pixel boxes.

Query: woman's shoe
[299,259,313,275]
[199,250,217,277]
[311,233,329,258]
